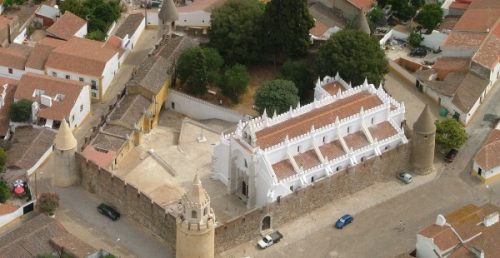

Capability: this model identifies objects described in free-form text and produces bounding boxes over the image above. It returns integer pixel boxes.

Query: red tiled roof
[322,82,344,96]
[453,8,500,33]
[443,31,486,49]
[474,129,500,170]
[256,91,383,149]
[82,145,116,169]
[46,37,118,77]
[47,11,86,41]
[472,21,500,69]
[178,0,226,12]
[272,160,296,180]
[433,57,470,80]
[368,121,397,141]
[15,73,85,121]
[348,0,375,12]
[310,19,329,37]
[294,149,320,171]
[0,16,10,30]
[0,203,18,215]
[0,44,32,70]
[449,2,470,10]
[319,140,345,160]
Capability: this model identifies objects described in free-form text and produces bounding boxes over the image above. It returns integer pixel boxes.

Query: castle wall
[77,142,410,254]
[214,143,410,252]
[76,153,177,250]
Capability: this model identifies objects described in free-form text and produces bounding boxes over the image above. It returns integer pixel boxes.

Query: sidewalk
[219,169,438,258]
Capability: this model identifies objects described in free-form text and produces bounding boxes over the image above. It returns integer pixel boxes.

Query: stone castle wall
[76,142,410,253]
[76,153,177,250]
[214,143,410,252]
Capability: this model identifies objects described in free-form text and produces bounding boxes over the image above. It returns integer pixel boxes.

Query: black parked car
[410,47,427,57]
[97,203,120,221]
[444,149,458,163]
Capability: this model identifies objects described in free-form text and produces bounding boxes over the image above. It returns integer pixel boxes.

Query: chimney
[435,214,446,226]
[483,211,499,227]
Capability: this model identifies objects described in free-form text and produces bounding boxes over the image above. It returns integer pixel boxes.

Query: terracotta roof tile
[368,121,397,141]
[319,140,345,160]
[294,149,321,170]
[109,94,151,128]
[472,21,500,69]
[46,37,118,77]
[348,0,375,12]
[6,126,56,170]
[343,131,369,150]
[474,128,500,170]
[115,13,144,39]
[178,0,225,12]
[433,57,470,80]
[322,82,344,96]
[15,73,85,121]
[443,31,486,49]
[47,11,86,40]
[449,2,470,10]
[0,44,32,70]
[453,8,500,33]
[0,16,10,30]
[451,72,489,113]
[82,145,117,168]
[256,91,383,149]
[310,19,329,37]
[272,160,296,180]
[0,203,18,215]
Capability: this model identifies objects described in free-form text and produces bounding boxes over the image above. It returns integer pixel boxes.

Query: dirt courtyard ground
[113,110,247,222]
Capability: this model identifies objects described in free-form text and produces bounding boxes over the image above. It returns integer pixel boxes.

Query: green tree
[391,0,416,21]
[415,4,444,31]
[262,0,314,58]
[0,180,11,203]
[184,50,209,95]
[280,60,314,102]
[59,0,84,17]
[411,0,425,9]
[9,99,32,122]
[254,79,299,115]
[435,119,467,150]
[86,30,106,41]
[408,31,423,47]
[368,6,385,27]
[201,47,224,84]
[177,47,223,92]
[220,64,250,103]
[209,0,265,63]
[38,192,60,215]
[0,148,6,173]
[316,29,388,86]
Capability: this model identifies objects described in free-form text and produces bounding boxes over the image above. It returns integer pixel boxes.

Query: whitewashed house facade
[213,75,408,208]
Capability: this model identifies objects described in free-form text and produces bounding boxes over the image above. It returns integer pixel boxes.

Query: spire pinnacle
[54,119,77,151]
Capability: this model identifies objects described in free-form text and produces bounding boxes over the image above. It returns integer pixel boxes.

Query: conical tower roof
[414,105,436,134]
[159,0,178,23]
[54,119,77,151]
[355,12,371,34]
[188,174,208,204]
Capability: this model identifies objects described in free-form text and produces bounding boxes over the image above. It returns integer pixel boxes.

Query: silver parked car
[398,172,413,184]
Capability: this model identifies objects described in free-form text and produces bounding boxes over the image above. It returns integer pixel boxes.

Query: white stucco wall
[0,201,36,228]
[416,234,439,258]
[148,10,159,26]
[441,47,475,58]
[128,17,145,50]
[177,11,211,28]
[25,67,45,75]
[0,66,25,80]
[166,90,249,123]
[46,68,100,99]
[421,30,448,51]
[68,85,91,128]
[74,24,88,38]
[474,161,500,180]
[100,53,120,97]
[26,144,53,176]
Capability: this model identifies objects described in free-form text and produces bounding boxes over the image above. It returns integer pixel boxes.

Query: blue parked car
[335,214,354,229]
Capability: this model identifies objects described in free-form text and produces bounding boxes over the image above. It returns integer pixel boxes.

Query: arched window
[262,216,271,231]
[192,210,197,219]
[204,207,208,215]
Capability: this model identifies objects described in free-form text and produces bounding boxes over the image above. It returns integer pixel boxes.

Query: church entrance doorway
[261,215,271,231]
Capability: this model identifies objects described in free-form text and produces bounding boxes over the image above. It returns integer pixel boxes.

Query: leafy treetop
[415,4,444,31]
[316,29,388,86]
[254,79,299,115]
[435,118,467,150]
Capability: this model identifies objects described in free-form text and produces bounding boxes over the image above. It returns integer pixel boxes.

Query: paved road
[220,74,500,258]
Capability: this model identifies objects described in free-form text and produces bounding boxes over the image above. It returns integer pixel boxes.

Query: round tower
[176,174,215,258]
[411,105,436,175]
[158,0,178,37]
[53,119,79,187]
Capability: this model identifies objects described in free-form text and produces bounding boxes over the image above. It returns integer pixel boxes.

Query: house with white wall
[213,75,407,208]
[174,0,226,33]
[113,13,145,51]
[472,122,500,184]
[416,204,499,258]
[45,37,119,100]
[14,73,90,129]
[46,11,87,41]
[25,37,66,75]
[0,44,32,80]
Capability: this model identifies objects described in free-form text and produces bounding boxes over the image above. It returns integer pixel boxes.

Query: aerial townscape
[0,0,498,257]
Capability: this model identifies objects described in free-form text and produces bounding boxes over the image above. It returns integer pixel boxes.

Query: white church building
[212,74,408,208]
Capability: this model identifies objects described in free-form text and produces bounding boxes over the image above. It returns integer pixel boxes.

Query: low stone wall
[214,143,411,252]
[76,153,177,250]
[77,142,410,253]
